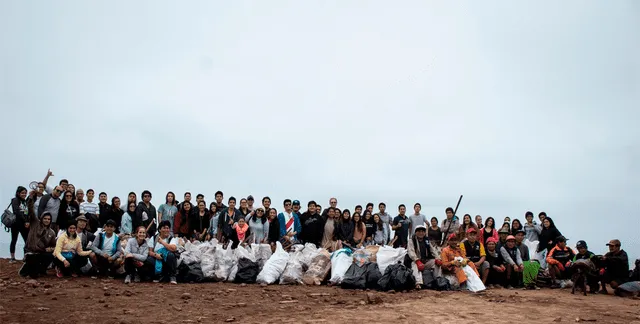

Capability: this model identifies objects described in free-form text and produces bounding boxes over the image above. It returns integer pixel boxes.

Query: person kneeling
[53,220,92,278]
[124,226,152,284]
[89,220,123,278]
[546,236,575,288]
[441,233,478,288]
[408,225,442,289]
[500,235,524,288]
[147,220,180,284]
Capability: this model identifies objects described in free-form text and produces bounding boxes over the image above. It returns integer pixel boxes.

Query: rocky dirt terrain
[0,259,639,324]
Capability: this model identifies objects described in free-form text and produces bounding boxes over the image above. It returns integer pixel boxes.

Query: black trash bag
[434,276,451,291]
[421,269,437,289]
[177,263,204,283]
[365,262,382,290]
[377,263,416,291]
[342,263,367,289]
[235,257,260,284]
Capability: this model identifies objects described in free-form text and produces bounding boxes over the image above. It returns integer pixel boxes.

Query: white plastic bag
[524,240,539,261]
[256,242,290,284]
[376,246,407,274]
[279,250,304,285]
[457,257,486,292]
[213,244,235,281]
[300,243,321,269]
[329,249,353,284]
[179,240,203,266]
[201,243,220,279]
[534,248,548,269]
[228,246,255,282]
[251,243,273,269]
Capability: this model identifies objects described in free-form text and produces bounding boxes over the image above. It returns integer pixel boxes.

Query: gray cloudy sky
[0,1,638,262]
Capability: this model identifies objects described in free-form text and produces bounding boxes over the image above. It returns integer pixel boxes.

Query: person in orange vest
[441,233,479,286]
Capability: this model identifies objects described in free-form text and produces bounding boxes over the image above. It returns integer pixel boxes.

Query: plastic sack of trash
[256,242,290,284]
[377,263,415,291]
[228,245,255,282]
[365,245,380,262]
[179,240,203,266]
[615,281,640,297]
[213,244,235,281]
[300,243,322,269]
[280,250,305,285]
[251,243,273,269]
[365,262,382,289]
[177,262,204,283]
[353,248,371,266]
[341,263,367,289]
[201,243,220,279]
[329,249,353,284]
[235,257,260,284]
[459,260,485,292]
[524,240,539,261]
[533,248,547,269]
[376,246,407,274]
[302,249,331,285]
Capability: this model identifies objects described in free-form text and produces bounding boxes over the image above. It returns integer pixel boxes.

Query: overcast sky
[0,1,638,262]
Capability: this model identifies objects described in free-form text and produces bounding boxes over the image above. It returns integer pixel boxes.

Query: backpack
[2,202,16,231]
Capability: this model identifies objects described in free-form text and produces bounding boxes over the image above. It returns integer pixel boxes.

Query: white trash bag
[256,242,290,285]
[456,256,486,292]
[329,249,353,284]
[376,246,407,274]
[213,244,236,281]
[280,250,305,285]
[179,240,203,266]
[252,243,273,269]
[300,243,321,269]
[524,240,539,261]
[201,243,220,279]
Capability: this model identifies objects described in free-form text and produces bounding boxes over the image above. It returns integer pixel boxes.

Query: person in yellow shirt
[53,220,91,278]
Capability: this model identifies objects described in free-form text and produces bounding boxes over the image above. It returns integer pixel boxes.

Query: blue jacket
[278,212,301,241]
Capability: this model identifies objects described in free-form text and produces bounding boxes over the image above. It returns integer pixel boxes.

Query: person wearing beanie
[500,235,524,288]
[407,225,441,289]
[546,236,575,287]
[440,233,478,286]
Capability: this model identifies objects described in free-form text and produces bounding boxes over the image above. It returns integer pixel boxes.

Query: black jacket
[57,200,79,230]
[11,197,29,224]
[299,212,325,247]
[134,202,157,236]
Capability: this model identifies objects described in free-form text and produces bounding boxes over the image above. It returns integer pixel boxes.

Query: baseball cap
[556,235,567,243]
[606,239,621,247]
[576,240,587,249]
[292,200,300,206]
[515,229,526,235]
[414,225,427,233]
[506,235,516,241]
[247,195,254,201]
[104,219,117,227]
[466,227,478,234]
[447,233,457,241]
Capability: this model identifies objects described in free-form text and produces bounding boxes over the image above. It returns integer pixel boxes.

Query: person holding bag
[7,186,30,263]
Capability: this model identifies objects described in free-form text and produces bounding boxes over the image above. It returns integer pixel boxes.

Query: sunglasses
[54,189,62,193]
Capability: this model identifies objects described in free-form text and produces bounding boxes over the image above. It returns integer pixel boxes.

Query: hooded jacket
[299,211,325,246]
[537,218,562,252]
[25,212,56,253]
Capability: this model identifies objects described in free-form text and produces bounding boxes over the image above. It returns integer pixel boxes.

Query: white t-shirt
[148,236,177,253]
[100,234,115,255]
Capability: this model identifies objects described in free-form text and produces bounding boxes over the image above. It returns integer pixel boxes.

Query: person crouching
[441,233,479,287]
[147,220,180,284]
[53,220,92,278]
[89,219,123,278]
[123,226,152,284]
[500,235,524,288]
[408,225,442,289]
[546,236,575,288]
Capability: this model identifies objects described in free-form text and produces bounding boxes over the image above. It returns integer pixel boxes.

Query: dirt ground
[0,259,639,324]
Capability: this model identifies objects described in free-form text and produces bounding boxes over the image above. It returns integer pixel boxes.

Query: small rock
[51,297,57,300]
[43,284,52,289]
[98,299,105,304]
[236,303,246,307]
[554,318,562,322]
[172,305,182,312]
[225,318,235,322]
[124,290,133,297]
[38,307,50,311]
[31,292,37,297]
[104,291,111,296]
[25,279,38,287]
[359,301,366,305]
[103,304,109,308]
[398,315,407,319]
[44,289,51,295]
[226,288,236,292]
[181,293,192,300]
[366,293,383,305]
[240,283,247,287]
[260,283,267,287]
[82,283,89,287]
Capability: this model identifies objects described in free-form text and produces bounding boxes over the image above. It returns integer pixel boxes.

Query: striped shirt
[80,201,99,215]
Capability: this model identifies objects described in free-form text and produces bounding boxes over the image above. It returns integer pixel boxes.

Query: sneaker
[56,267,63,278]
[124,275,132,284]
[134,274,141,283]
[9,258,17,264]
[170,277,177,285]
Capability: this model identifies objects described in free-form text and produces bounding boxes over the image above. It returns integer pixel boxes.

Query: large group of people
[4,169,637,295]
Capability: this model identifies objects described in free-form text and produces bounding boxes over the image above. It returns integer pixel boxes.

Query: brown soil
[0,259,638,324]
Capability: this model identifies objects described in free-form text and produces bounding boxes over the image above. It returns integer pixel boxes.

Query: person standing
[321,197,338,219]
[441,207,459,243]
[79,189,99,232]
[8,186,30,263]
[157,192,179,234]
[299,201,324,247]
[523,211,541,242]
[37,185,63,231]
[278,199,301,243]
[134,190,157,237]
[409,203,428,238]
[378,202,392,243]
[97,192,110,227]
[391,204,411,248]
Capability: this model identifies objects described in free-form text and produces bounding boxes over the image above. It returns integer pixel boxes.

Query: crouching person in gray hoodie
[147,220,180,284]
[89,219,122,278]
[123,226,152,284]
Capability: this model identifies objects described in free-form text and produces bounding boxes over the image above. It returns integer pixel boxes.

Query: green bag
[523,260,540,286]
